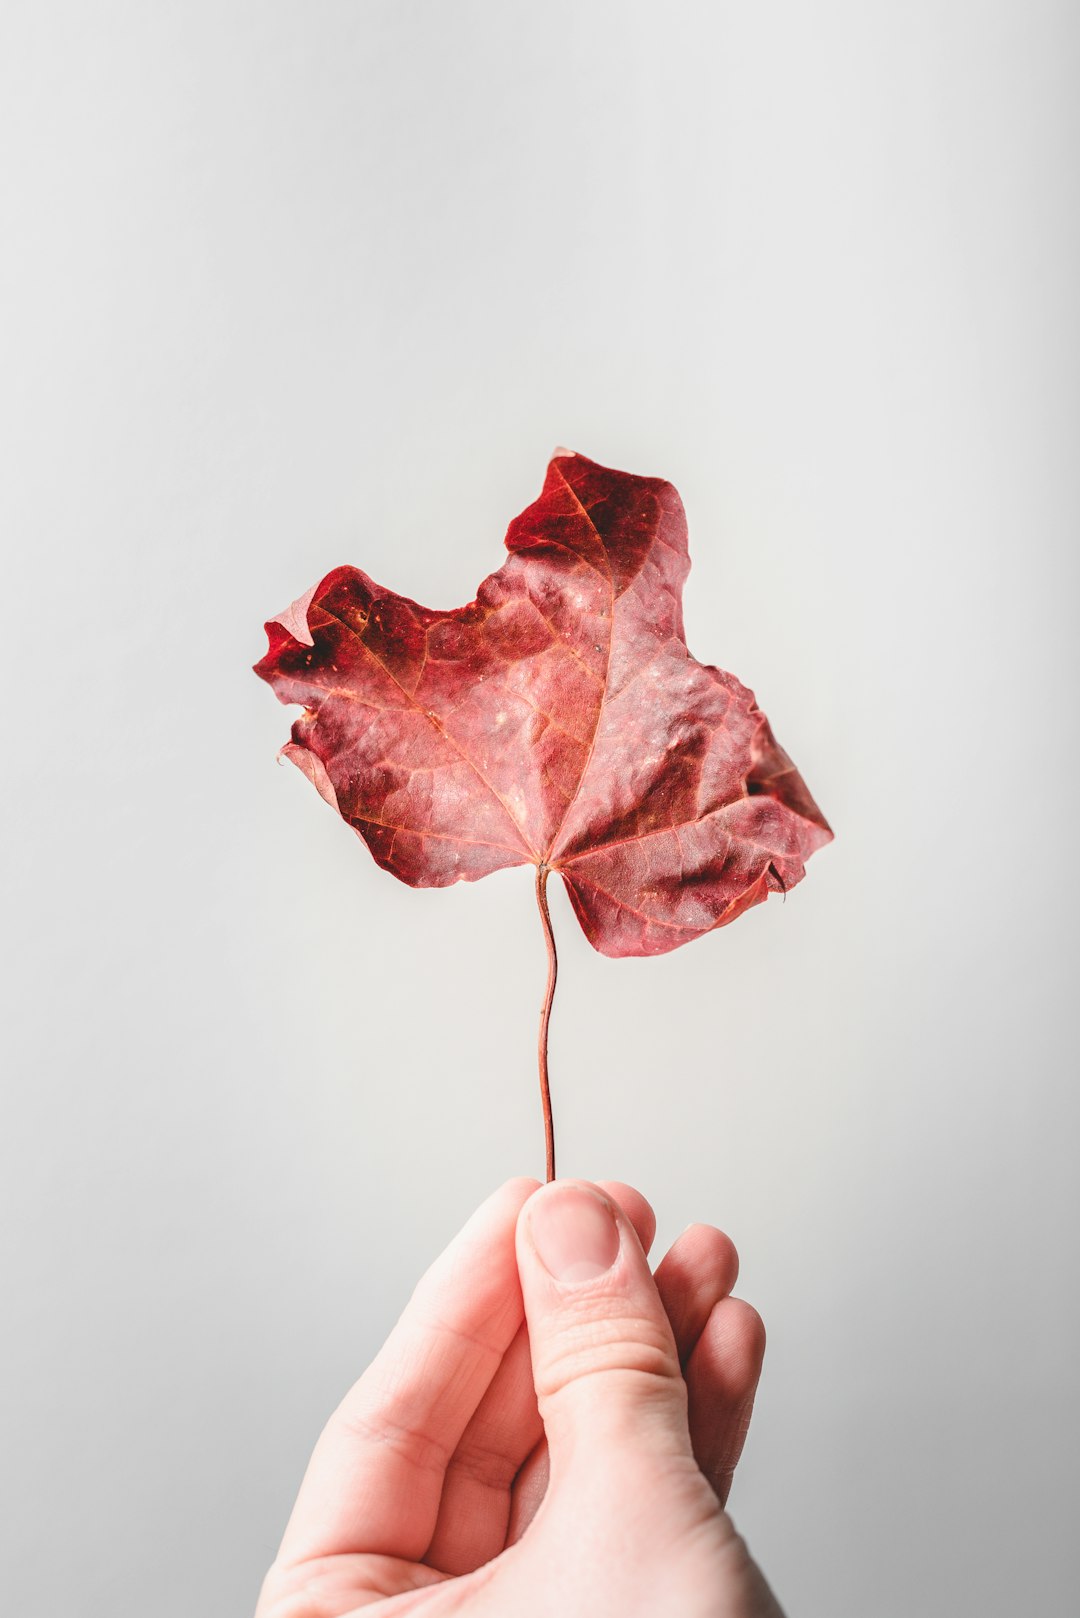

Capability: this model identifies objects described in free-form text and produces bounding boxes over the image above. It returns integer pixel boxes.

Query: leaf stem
[534,863,558,1182]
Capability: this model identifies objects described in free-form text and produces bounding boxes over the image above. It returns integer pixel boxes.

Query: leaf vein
[316,601,536,859]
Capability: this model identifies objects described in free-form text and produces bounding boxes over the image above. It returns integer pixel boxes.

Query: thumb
[516,1180,693,1479]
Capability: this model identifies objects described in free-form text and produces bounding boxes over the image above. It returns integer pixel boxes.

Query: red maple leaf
[254,451,832,1173]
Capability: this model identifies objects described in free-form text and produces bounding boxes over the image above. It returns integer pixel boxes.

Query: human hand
[256,1178,785,1617]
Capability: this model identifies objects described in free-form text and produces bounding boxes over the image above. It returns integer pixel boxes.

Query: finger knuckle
[536,1307,680,1400]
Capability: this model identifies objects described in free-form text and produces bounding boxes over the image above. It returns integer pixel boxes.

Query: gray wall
[2,4,1077,1614]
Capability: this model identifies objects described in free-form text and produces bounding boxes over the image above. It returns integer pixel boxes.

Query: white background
[2,4,1077,1614]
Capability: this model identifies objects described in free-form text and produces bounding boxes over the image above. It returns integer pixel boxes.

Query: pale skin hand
[256,1179,786,1618]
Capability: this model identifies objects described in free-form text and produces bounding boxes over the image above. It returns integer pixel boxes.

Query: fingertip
[437,1178,541,1270]
[654,1224,740,1364]
[475,1177,542,1229]
[668,1223,740,1290]
[721,1296,767,1369]
[501,1175,544,1201]
[596,1180,656,1256]
[697,1295,767,1385]
[517,1180,623,1285]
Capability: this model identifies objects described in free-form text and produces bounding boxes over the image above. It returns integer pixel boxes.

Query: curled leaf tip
[271,583,319,648]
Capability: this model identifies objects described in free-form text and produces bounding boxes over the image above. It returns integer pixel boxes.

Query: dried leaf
[254,452,831,958]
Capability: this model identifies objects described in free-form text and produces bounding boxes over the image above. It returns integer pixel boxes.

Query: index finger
[276,1176,539,1568]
